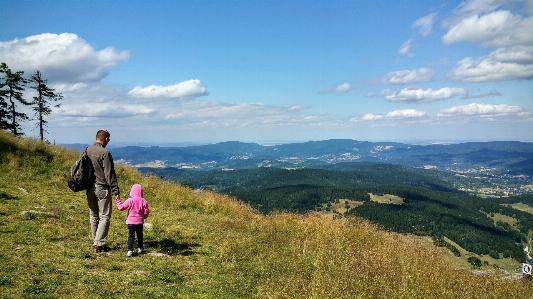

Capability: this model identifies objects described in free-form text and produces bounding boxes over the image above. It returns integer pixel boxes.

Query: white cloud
[386,109,427,118]
[413,13,437,36]
[375,87,467,103]
[318,83,350,94]
[0,33,130,83]
[382,68,436,85]
[162,101,337,129]
[490,45,533,64]
[351,103,531,128]
[362,114,383,121]
[52,83,89,92]
[442,1,533,83]
[443,10,533,47]
[353,109,427,123]
[36,81,326,130]
[398,39,413,56]
[366,89,394,98]
[57,102,154,118]
[436,102,526,118]
[128,80,208,99]
[446,46,533,82]
[36,82,333,139]
[288,105,309,111]
[32,84,156,126]
[451,0,504,19]
[462,90,502,99]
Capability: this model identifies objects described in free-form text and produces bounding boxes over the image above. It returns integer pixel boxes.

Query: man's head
[96,129,111,147]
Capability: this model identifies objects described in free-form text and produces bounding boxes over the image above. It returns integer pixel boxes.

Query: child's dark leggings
[128,224,144,251]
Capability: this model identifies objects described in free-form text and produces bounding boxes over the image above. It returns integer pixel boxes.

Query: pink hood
[130,184,144,198]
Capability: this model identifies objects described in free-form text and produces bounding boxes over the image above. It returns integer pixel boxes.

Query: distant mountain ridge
[65,139,533,176]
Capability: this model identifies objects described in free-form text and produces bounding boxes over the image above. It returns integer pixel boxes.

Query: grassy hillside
[1,130,533,298]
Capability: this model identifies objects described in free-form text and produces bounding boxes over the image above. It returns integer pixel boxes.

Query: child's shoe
[137,248,144,254]
[127,250,133,257]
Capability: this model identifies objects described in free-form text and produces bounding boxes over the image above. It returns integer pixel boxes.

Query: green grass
[491,212,518,225]
[369,193,404,204]
[2,129,533,298]
[509,203,533,215]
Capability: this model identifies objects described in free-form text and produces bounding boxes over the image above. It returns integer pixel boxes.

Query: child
[116,184,150,257]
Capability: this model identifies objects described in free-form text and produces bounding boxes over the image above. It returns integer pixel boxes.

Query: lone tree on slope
[0,63,30,136]
[29,70,63,141]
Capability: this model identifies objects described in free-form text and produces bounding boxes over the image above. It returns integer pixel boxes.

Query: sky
[1,0,532,145]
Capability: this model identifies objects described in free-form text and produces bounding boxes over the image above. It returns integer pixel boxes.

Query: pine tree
[0,63,30,136]
[0,64,11,130]
[29,71,63,141]
[0,87,8,131]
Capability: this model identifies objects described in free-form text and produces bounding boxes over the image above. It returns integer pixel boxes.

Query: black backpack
[67,147,95,192]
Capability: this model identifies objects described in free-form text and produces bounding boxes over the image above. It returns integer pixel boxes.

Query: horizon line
[59,138,533,148]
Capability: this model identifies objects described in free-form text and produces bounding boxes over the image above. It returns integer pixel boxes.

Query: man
[86,129,120,252]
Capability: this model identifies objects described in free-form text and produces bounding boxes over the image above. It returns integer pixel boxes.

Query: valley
[96,139,533,197]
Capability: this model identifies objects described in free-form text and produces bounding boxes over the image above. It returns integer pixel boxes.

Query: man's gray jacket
[87,142,120,196]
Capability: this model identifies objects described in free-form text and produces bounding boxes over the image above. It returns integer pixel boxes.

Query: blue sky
[1,0,532,145]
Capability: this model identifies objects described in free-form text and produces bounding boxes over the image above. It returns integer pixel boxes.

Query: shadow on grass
[146,238,201,256]
[0,192,18,200]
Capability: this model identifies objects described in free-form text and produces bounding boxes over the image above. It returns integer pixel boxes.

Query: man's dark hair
[96,129,110,140]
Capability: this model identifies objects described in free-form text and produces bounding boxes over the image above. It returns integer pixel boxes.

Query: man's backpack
[67,147,94,192]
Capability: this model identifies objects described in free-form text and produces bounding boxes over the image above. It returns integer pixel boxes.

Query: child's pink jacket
[116,184,150,225]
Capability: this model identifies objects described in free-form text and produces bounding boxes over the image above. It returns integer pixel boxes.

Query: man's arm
[103,152,120,196]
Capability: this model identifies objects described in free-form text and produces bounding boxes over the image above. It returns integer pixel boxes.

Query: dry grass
[2,130,533,298]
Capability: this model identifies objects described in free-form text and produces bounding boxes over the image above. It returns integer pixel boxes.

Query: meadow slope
[1,130,533,298]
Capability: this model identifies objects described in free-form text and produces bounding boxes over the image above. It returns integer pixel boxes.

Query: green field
[369,193,404,204]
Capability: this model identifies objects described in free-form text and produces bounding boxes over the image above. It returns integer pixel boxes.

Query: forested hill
[144,162,458,193]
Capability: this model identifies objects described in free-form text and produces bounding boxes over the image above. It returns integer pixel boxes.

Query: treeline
[0,62,62,141]
[230,184,370,214]
[138,167,278,191]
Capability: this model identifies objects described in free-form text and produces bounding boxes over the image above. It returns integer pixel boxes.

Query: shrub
[468,256,482,268]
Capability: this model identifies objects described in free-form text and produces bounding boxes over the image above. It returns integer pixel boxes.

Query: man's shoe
[138,248,144,254]
[127,251,133,257]
[94,245,110,252]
